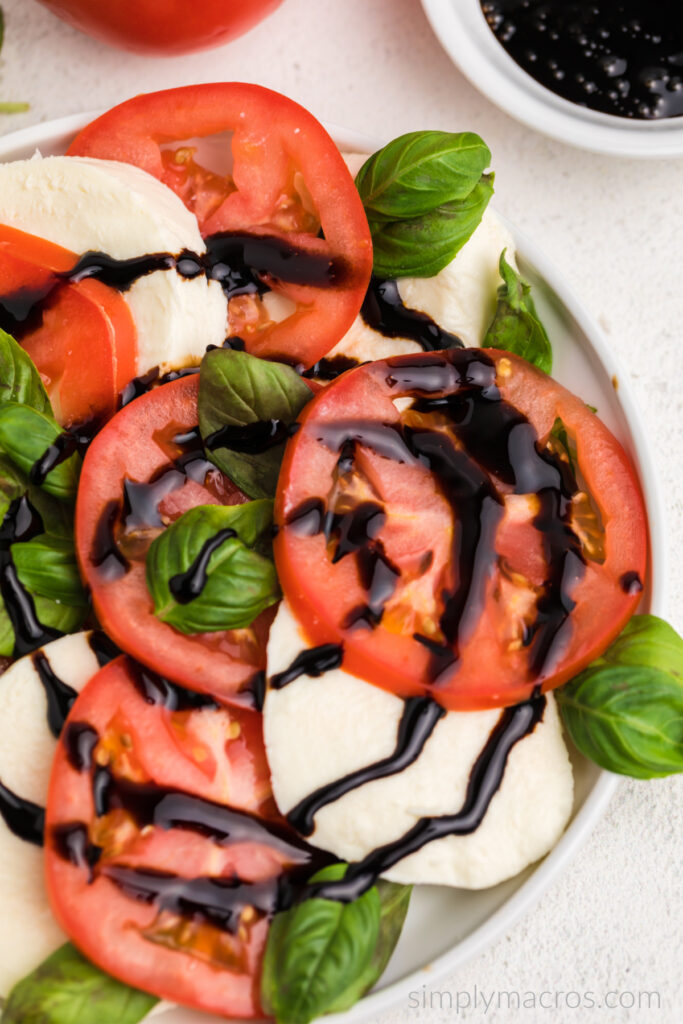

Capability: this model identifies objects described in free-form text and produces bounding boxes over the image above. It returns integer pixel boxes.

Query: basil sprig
[198,347,312,500]
[261,864,411,1024]
[557,615,683,779]
[355,131,493,278]
[1,942,157,1024]
[0,404,80,501]
[146,501,280,634]
[0,328,51,413]
[484,250,553,373]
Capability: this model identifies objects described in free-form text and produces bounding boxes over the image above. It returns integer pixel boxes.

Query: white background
[0,1,681,1022]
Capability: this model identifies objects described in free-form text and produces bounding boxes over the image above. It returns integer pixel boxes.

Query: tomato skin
[75,375,270,705]
[274,350,649,710]
[35,0,284,55]
[44,656,291,1018]
[0,226,137,427]
[67,84,373,368]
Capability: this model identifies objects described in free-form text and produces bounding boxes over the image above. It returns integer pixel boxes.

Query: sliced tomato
[67,84,373,367]
[75,374,271,705]
[274,349,648,710]
[45,655,317,1018]
[0,225,137,427]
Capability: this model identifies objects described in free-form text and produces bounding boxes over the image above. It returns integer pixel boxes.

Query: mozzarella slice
[0,632,101,997]
[332,153,516,363]
[264,600,574,890]
[0,155,227,373]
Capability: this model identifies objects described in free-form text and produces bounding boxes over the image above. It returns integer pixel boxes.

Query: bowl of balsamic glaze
[421,0,683,156]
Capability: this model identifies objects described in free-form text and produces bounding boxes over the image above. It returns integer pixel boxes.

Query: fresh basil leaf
[0,328,52,414]
[146,501,279,634]
[369,175,494,279]
[261,863,381,1024]
[326,880,412,1014]
[0,404,79,501]
[557,615,683,779]
[0,582,85,658]
[12,534,88,608]
[1,942,157,1024]
[483,250,553,373]
[355,131,491,222]
[0,456,72,538]
[198,348,312,500]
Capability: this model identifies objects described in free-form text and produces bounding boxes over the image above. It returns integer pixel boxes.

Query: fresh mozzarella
[0,155,227,373]
[0,632,101,996]
[264,600,574,890]
[330,153,516,363]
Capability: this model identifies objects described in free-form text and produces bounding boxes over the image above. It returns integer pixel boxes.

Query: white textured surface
[0,0,681,1021]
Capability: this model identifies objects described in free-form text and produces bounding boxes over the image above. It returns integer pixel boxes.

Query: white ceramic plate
[420,0,683,158]
[0,113,666,1024]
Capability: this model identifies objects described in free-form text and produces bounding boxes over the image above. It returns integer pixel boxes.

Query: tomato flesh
[68,84,373,368]
[45,656,314,1018]
[0,225,137,427]
[75,375,269,705]
[275,349,648,710]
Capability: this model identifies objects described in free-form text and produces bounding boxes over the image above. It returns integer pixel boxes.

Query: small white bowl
[421,0,683,158]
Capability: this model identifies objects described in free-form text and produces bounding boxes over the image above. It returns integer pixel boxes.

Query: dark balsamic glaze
[204,419,294,455]
[31,650,78,738]
[65,251,177,290]
[620,570,644,595]
[63,722,100,772]
[0,779,45,845]
[288,697,446,836]
[481,1,683,120]
[168,528,236,604]
[361,277,464,351]
[309,693,547,903]
[118,365,200,410]
[285,498,326,536]
[325,501,386,563]
[102,866,281,933]
[0,495,63,656]
[52,823,101,880]
[90,499,129,582]
[88,629,121,667]
[29,432,81,487]
[270,644,344,690]
[129,660,219,712]
[205,232,342,298]
[303,355,361,381]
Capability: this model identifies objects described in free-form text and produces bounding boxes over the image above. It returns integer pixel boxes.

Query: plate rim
[419,0,683,158]
[0,112,666,1024]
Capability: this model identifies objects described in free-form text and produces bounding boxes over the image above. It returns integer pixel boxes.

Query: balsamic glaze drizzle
[270,644,344,690]
[0,779,45,846]
[168,528,236,604]
[0,496,63,657]
[31,651,78,738]
[88,630,121,668]
[102,866,281,934]
[361,277,464,351]
[204,419,293,455]
[29,432,81,487]
[287,697,446,836]
[308,693,547,903]
[620,571,644,595]
[0,232,345,346]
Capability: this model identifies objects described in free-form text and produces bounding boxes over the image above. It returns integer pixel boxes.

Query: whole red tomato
[34,0,284,55]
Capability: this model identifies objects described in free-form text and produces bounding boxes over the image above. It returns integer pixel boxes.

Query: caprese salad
[0,84,680,1024]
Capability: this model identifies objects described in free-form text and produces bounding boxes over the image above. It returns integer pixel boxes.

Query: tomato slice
[67,84,373,367]
[0,225,137,427]
[274,349,648,710]
[75,374,270,705]
[45,655,318,1018]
